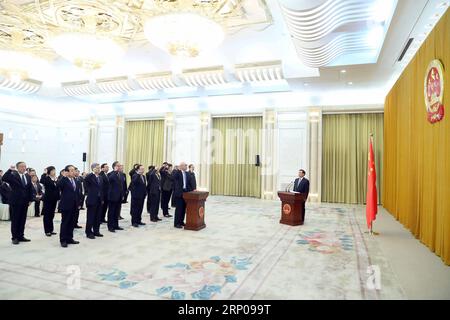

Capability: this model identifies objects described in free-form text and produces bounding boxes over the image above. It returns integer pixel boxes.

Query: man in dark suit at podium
[173,162,193,229]
[293,169,309,221]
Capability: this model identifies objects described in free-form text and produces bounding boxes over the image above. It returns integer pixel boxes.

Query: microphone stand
[285,181,294,192]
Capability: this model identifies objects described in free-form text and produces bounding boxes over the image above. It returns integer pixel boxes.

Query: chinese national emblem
[198,206,204,219]
[282,204,291,215]
[424,59,445,124]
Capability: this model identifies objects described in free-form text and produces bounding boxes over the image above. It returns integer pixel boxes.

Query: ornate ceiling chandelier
[144,12,225,58]
[0,0,272,72]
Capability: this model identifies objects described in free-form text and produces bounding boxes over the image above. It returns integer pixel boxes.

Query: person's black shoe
[19,237,31,242]
[108,229,116,233]
[61,242,68,248]
[45,233,52,237]
[118,216,124,220]
[115,227,124,230]
[67,240,80,244]
[12,239,19,245]
[181,222,186,226]
[132,223,139,228]
[164,214,173,217]
[86,234,95,239]
[174,225,183,229]
[94,233,103,237]
[34,214,40,217]
[80,208,85,210]
[156,218,162,221]
[150,219,157,222]
[75,225,82,229]
[51,232,57,235]
[138,222,146,226]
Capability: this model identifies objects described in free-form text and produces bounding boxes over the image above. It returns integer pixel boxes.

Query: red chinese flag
[366,137,378,229]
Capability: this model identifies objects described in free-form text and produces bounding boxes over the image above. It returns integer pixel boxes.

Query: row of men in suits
[127,162,197,228]
[2,159,197,247]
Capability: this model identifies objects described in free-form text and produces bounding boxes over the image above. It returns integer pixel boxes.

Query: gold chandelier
[0,0,272,70]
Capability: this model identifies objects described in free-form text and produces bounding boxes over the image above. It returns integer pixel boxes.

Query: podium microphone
[285,180,294,192]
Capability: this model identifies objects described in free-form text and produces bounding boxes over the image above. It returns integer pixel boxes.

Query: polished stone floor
[0,196,410,299]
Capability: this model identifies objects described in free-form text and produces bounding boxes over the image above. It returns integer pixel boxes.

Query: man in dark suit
[57,165,80,248]
[160,163,173,217]
[172,162,193,228]
[129,164,147,227]
[146,165,155,214]
[119,164,127,216]
[293,169,310,222]
[80,172,87,210]
[31,175,44,217]
[73,168,83,229]
[107,161,124,232]
[147,166,162,222]
[40,166,59,237]
[2,162,34,244]
[188,164,197,191]
[99,163,109,223]
[84,163,104,239]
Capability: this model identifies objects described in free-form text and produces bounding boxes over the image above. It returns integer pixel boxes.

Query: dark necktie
[21,174,26,187]
[71,178,76,191]
[141,175,145,184]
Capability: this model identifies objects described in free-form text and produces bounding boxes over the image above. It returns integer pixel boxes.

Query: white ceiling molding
[96,76,133,94]
[181,66,227,87]
[0,77,42,94]
[279,0,396,67]
[235,61,283,83]
[62,80,98,97]
[135,72,177,91]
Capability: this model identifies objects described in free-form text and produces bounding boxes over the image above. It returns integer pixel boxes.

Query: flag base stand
[364,225,379,236]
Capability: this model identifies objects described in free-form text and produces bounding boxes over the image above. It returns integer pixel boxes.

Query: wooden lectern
[183,191,209,231]
[277,191,307,226]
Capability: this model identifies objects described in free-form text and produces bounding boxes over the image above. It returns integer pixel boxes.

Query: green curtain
[125,120,164,172]
[322,113,384,204]
[210,116,262,198]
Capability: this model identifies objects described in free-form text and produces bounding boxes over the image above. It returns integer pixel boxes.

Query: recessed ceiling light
[347,82,353,85]
[340,69,347,73]
[303,82,309,86]
[430,13,441,20]
[437,2,449,9]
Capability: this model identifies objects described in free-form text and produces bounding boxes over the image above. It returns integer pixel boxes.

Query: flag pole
[365,133,379,236]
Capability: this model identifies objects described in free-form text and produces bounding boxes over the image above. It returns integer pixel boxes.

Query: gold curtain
[322,113,384,204]
[210,116,262,198]
[383,10,450,265]
[124,120,165,172]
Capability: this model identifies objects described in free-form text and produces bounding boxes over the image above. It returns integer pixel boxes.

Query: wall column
[88,116,98,170]
[163,112,174,163]
[115,116,125,163]
[262,109,277,200]
[199,112,211,191]
[308,109,322,203]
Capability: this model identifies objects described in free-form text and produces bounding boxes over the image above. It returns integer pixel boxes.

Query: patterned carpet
[0,196,406,300]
